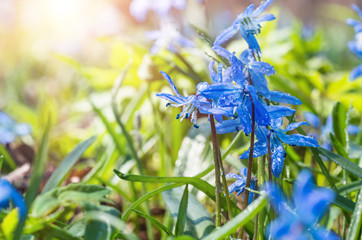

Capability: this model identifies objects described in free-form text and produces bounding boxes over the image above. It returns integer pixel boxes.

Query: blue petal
[312,228,340,240]
[14,124,31,136]
[214,24,239,46]
[160,71,182,97]
[226,173,243,180]
[216,118,245,134]
[240,28,261,57]
[231,55,245,84]
[212,46,232,61]
[239,141,268,159]
[156,93,186,104]
[275,131,319,147]
[251,0,274,17]
[256,14,276,23]
[247,86,271,126]
[268,91,302,105]
[348,125,360,135]
[251,61,275,76]
[271,136,286,178]
[249,69,270,97]
[284,122,309,132]
[304,112,320,128]
[264,183,288,212]
[266,105,295,119]
[352,4,362,20]
[198,83,241,99]
[0,179,27,220]
[350,64,362,81]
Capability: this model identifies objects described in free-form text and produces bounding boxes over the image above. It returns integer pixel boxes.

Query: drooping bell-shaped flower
[347,4,362,80]
[226,168,256,204]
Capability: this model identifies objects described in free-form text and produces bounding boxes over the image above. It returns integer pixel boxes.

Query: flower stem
[210,114,222,227]
[218,144,234,220]
[242,92,256,210]
[267,131,272,181]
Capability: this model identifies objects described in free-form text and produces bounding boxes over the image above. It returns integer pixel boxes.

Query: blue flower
[156,71,233,128]
[347,4,362,80]
[265,170,339,240]
[0,111,31,144]
[146,21,194,54]
[213,0,275,57]
[240,119,319,178]
[0,179,27,220]
[226,168,256,204]
[303,113,360,151]
[129,0,186,22]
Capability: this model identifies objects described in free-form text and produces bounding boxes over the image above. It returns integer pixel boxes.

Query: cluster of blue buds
[157,0,318,178]
[265,170,339,240]
[0,111,31,145]
[0,178,27,220]
[347,4,362,80]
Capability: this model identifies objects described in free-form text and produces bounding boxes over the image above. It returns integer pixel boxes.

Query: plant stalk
[267,131,272,182]
[210,114,222,227]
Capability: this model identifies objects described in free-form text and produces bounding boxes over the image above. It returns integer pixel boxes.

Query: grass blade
[202,195,267,240]
[131,209,174,236]
[41,136,96,194]
[14,122,51,239]
[319,148,362,179]
[347,188,362,240]
[175,185,189,236]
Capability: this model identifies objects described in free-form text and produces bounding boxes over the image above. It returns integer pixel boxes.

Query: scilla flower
[0,179,27,220]
[226,168,256,204]
[213,0,275,57]
[265,170,339,240]
[0,111,31,144]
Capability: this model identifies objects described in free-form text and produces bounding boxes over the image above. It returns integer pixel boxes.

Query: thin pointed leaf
[175,185,189,236]
[42,136,97,194]
[319,148,362,179]
[347,188,362,240]
[332,102,347,148]
[132,209,174,236]
[202,195,267,239]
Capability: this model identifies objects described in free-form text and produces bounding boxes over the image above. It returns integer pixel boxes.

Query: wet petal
[268,91,302,105]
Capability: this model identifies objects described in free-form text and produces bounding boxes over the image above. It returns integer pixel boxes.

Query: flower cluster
[0,179,27,220]
[265,170,339,240]
[0,111,31,144]
[347,4,362,80]
[157,0,318,178]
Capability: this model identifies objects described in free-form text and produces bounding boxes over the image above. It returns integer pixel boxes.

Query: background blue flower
[0,111,31,144]
[0,178,27,220]
[265,169,339,240]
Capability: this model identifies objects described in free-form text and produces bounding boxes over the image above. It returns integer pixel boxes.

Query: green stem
[210,115,222,227]
[218,141,234,220]
[111,67,154,240]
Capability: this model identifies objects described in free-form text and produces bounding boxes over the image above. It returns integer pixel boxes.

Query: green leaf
[43,224,81,240]
[319,148,362,179]
[0,143,16,171]
[42,136,97,194]
[202,195,267,240]
[14,121,51,239]
[85,211,140,240]
[334,194,355,213]
[115,170,254,235]
[330,133,348,158]
[338,180,362,194]
[332,102,347,148]
[33,184,110,217]
[122,183,184,221]
[84,204,120,240]
[347,188,362,240]
[131,209,174,236]
[162,187,215,239]
[175,185,189,236]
